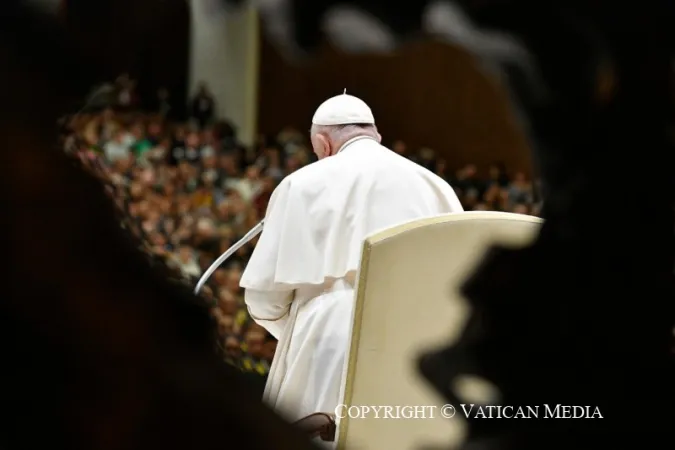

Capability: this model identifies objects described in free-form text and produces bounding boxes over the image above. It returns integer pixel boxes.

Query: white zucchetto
[311,92,375,125]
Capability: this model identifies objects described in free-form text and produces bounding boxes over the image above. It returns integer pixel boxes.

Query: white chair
[336,211,542,450]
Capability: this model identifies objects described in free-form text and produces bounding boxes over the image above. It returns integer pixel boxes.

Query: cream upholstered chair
[335,211,542,450]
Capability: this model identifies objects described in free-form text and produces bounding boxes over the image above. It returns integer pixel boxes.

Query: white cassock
[240,136,463,422]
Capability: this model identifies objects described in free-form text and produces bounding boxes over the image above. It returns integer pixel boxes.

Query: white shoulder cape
[240,139,463,292]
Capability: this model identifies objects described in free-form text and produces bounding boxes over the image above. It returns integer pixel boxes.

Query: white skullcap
[312,92,375,126]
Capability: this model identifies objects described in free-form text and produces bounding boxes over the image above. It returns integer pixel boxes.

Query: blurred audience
[64,78,540,377]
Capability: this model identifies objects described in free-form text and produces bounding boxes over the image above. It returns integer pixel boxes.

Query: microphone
[194,219,265,294]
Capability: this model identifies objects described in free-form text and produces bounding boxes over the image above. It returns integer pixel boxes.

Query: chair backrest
[336,211,542,450]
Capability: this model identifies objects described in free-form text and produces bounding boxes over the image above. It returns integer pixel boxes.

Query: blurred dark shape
[213,119,239,144]
[424,3,675,450]
[239,0,675,448]
[0,1,316,449]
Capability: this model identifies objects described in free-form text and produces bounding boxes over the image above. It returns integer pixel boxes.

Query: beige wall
[188,1,259,146]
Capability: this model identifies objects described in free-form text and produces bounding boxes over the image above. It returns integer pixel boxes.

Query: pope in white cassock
[239,93,464,422]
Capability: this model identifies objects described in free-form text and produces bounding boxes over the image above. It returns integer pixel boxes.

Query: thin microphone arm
[194,219,265,295]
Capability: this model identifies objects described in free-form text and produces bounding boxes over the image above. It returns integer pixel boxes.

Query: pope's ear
[318,133,331,158]
[376,132,382,143]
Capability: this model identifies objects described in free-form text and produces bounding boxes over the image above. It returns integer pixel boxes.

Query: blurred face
[226,270,241,292]
[128,202,140,217]
[464,191,478,208]
[148,122,162,137]
[198,253,211,271]
[219,289,237,314]
[218,315,234,335]
[219,154,236,172]
[150,233,166,247]
[245,165,260,180]
[202,128,215,144]
[158,198,171,215]
[177,161,192,178]
[137,200,150,217]
[285,155,301,173]
[229,197,245,214]
[216,202,230,221]
[176,198,191,215]
[129,182,143,199]
[186,132,200,148]
[202,155,216,169]
[464,165,477,178]
[140,168,155,186]
[246,332,265,358]
[195,218,215,237]
[513,204,529,215]
[262,176,275,192]
[265,147,280,162]
[213,269,228,285]
[225,337,241,359]
[392,140,406,154]
[201,174,215,188]
[146,209,161,223]
[131,124,144,139]
[178,246,193,262]
[163,218,175,234]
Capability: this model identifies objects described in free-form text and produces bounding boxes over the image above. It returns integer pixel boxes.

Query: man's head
[113,128,126,143]
[392,139,406,155]
[309,93,381,159]
[245,331,266,359]
[178,244,193,263]
[512,203,530,215]
[148,121,162,137]
[218,288,237,315]
[464,164,477,178]
[224,336,241,359]
[186,131,200,148]
[513,171,527,183]
[244,165,260,180]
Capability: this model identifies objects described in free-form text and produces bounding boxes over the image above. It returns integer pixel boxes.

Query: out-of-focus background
[61,0,541,377]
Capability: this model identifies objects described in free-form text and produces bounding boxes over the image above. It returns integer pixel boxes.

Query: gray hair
[311,123,379,143]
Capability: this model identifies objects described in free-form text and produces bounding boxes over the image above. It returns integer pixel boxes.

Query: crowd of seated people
[62,84,539,377]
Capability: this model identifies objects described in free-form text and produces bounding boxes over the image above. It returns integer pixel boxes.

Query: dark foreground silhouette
[0,3,315,450]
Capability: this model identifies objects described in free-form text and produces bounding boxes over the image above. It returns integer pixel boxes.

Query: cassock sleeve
[240,177,298,339]
[244,289,293,339]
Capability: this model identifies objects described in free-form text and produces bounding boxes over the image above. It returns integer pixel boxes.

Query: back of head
[312,93,374,127]
[310,92,380,158]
